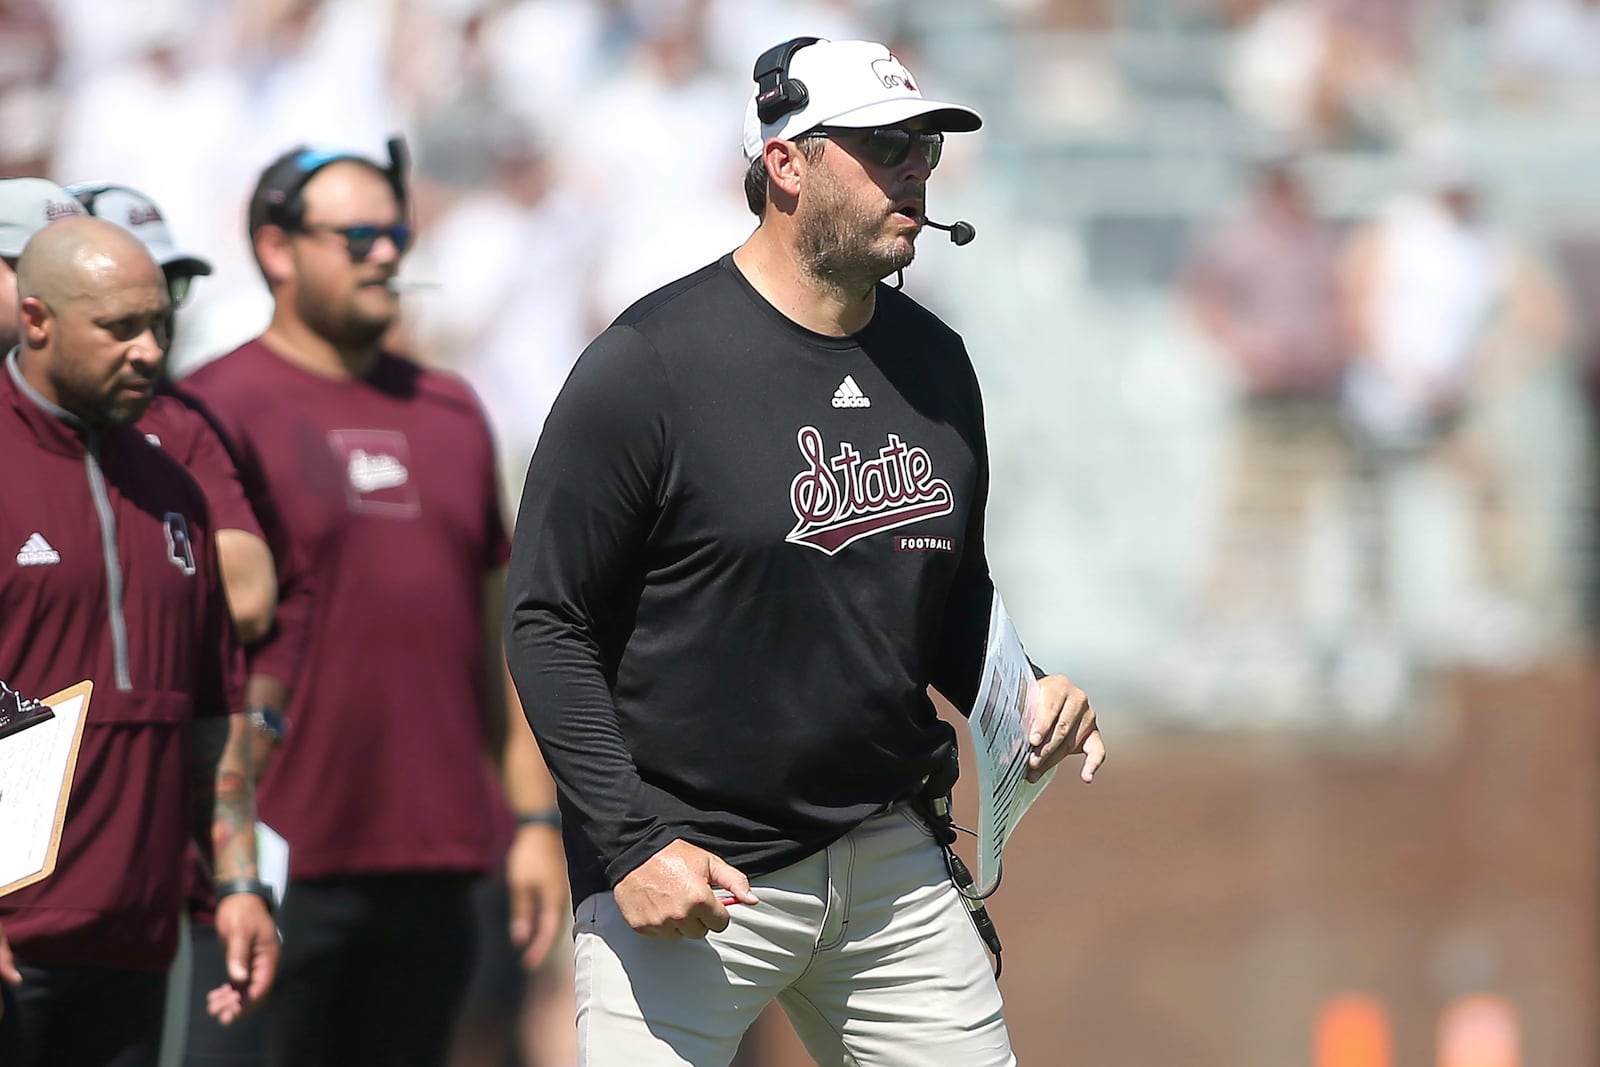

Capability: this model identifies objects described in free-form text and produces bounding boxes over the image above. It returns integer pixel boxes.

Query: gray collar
[6,347,86,429]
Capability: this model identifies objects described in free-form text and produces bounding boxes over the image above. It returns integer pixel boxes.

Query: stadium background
[6,0,1598,1063]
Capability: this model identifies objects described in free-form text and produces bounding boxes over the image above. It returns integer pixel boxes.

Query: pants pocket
[572,892,602,931]
[892,801,936,839]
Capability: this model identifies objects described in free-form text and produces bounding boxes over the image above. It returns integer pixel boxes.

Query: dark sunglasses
[814,126,944,170]
[293,222,413,262]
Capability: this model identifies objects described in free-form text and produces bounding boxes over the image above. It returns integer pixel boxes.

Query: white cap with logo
[741,39,982,162]
[0,178,88,259]
[67,182,212,277]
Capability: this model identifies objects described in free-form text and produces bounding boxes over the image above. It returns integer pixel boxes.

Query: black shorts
[1,961,166,1067]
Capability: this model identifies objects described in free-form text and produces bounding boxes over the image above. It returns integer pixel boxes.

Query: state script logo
[348,449,409,493]
[328,429,422,517]
[786,426,953,555]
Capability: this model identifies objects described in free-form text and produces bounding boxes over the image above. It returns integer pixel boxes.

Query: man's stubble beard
[795,171,916,299]
[297,284,393,350]
[102,393,152,428]
[56,366,149,429]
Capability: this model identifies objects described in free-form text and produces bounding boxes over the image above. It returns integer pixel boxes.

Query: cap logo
[872,56,916,92]
[44,200,81,221]
[127,204,162,227]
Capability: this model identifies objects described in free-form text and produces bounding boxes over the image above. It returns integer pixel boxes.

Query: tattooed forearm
[212,713,260,882]
[189,714,260,881]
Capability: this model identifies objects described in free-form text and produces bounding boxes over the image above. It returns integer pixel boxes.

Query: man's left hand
[207,892,278,1025]
[1027,674,1105,784]
[508,823,569,969]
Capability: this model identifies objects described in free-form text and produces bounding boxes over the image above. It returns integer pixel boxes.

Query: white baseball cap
[67,182,212,276]
[741,39,982,162]
[0,178,87,259]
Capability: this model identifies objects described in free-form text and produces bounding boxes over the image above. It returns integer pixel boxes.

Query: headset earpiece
[753,36,822,126]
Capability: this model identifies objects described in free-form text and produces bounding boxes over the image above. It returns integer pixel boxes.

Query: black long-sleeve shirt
[506,255,996,905]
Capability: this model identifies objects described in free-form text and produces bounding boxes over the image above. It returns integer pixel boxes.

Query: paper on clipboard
[967,594,1054,895]
[256,822,290,909]
[0,680,93,896]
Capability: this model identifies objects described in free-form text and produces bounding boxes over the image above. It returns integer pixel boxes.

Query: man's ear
[764,138,809,203]
[254,226,296,288]
[19,296,52,349]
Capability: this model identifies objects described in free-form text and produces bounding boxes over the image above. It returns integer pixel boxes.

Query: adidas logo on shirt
[16,532,60,567]
[831,375,871,409]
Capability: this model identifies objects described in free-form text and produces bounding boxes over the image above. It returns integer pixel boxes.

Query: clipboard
[966,594,1056,895]
[0,680,93,896]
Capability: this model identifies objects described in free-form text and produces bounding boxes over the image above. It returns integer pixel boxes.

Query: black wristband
[516,809,562,829]
[216,876,277,914]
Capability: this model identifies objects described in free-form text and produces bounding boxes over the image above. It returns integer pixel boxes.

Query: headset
[753,36,822,125]
[250,135,410,236]
[750,37,976,259]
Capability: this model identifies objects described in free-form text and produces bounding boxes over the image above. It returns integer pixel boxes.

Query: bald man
[0,218,278,1067]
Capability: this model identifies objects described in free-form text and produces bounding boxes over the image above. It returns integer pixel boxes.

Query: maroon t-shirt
[138,385,265,541]
[0,356,243,971]
[182,341,509,879]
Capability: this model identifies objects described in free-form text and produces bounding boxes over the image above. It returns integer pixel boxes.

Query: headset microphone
[924,217,976,246]
[891,216,977,290]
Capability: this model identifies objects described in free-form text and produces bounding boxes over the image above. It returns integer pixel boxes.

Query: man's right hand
[0,919,21,1019]
[613,839,758,939]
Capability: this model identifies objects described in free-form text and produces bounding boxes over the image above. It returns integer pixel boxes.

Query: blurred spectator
[0,0,59,94]
[703,0,882,74]
[1180,150,1350,646]
[567,5,755,320]
[1226,0,1431,150]
[477,0,641,137]
[1550,223,1600,636]
[50,4,266,377]
[51,15,247,260]
[400,4,506,191]
[228,0,402,162]
[408,117,603,509]
[0,0,60,175]
[1338,132,1569,663]
[1184,152,1347,400]
[1487,0,1600,108]
[1224,0,1330,143]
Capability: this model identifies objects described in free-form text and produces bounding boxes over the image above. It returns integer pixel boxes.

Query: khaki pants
[573,805,1016,1067]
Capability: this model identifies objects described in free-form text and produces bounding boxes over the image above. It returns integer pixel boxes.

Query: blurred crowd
[3,0,1599,1063]
[4,0,1593,479]
[3,0,1595,721]
[0,0,917,500]
[1176,136,1572,724]
[0,2,1593,702]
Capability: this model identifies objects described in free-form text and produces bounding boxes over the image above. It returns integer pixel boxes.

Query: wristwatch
[245,704,287,744]
[216,876,277,915]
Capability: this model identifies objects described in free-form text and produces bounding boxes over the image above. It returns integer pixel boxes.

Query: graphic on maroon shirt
[15,531,61,566]
[329,428,419,517]
[786,425,954,555]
